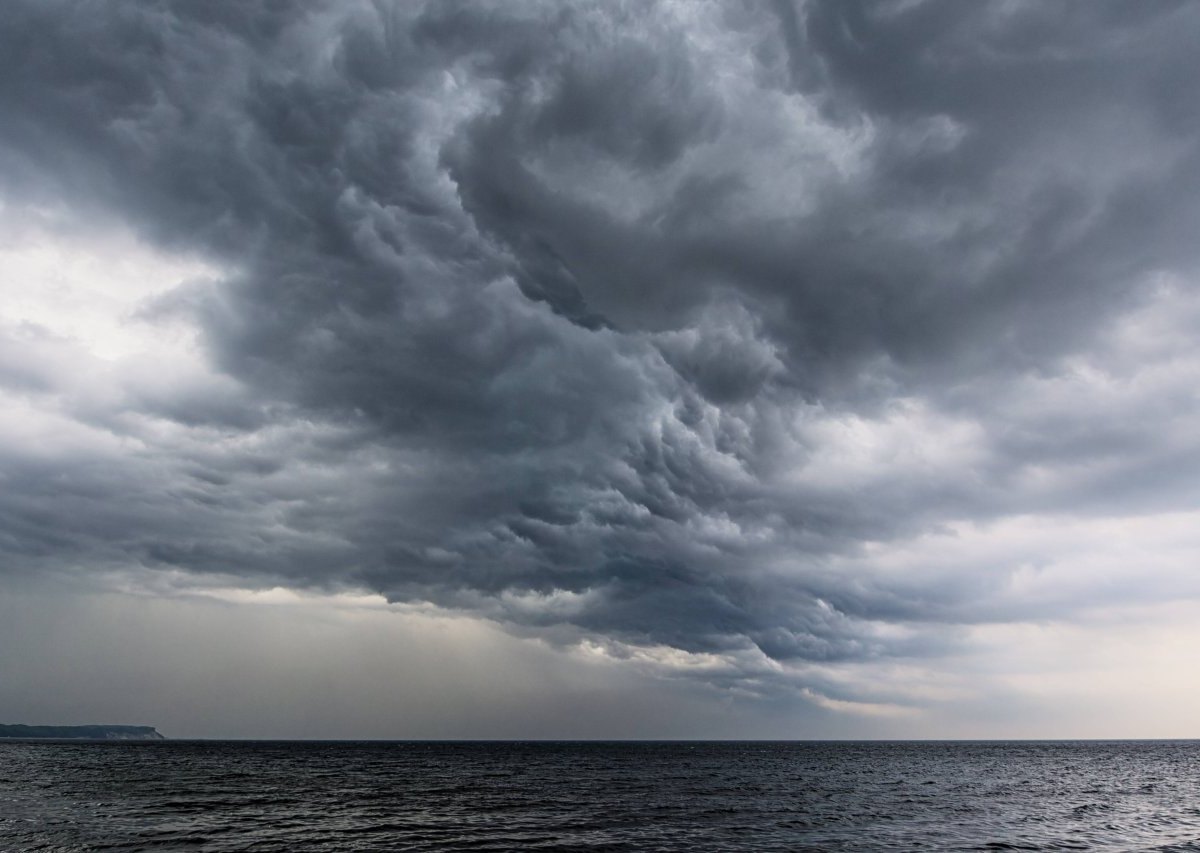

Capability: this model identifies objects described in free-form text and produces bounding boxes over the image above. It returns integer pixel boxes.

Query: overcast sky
[3,0,1200,739]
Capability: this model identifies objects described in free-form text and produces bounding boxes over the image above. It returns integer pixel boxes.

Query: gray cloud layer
[4,0,1200,702]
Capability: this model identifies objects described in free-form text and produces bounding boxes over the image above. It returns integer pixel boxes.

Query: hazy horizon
[4,0,1200,740]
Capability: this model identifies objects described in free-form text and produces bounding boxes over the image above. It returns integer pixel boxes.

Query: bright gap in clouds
[1,208,216,362]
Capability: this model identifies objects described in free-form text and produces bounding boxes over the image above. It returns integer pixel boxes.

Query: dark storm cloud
[4,0,1200,692]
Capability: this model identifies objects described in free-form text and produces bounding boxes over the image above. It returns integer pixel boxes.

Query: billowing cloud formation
[4,0,1200,710]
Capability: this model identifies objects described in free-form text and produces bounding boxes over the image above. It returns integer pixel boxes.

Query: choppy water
[2,740,1200,851]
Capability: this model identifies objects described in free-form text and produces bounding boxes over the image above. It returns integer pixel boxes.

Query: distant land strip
[0,724,165,740]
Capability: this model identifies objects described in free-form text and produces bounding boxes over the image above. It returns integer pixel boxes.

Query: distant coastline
[0,724,165,740]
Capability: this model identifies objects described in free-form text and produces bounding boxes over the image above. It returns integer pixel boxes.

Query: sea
[2,740,1199,851]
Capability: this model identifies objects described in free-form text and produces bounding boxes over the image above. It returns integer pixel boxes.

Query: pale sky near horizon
[4,0,1200,739]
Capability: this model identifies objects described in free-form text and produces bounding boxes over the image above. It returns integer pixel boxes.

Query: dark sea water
[2,740,1199,851]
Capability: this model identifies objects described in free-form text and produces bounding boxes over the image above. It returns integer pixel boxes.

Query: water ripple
[2,741,1200,851]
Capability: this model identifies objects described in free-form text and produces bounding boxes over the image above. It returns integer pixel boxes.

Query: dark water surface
[2,740,1199,851]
